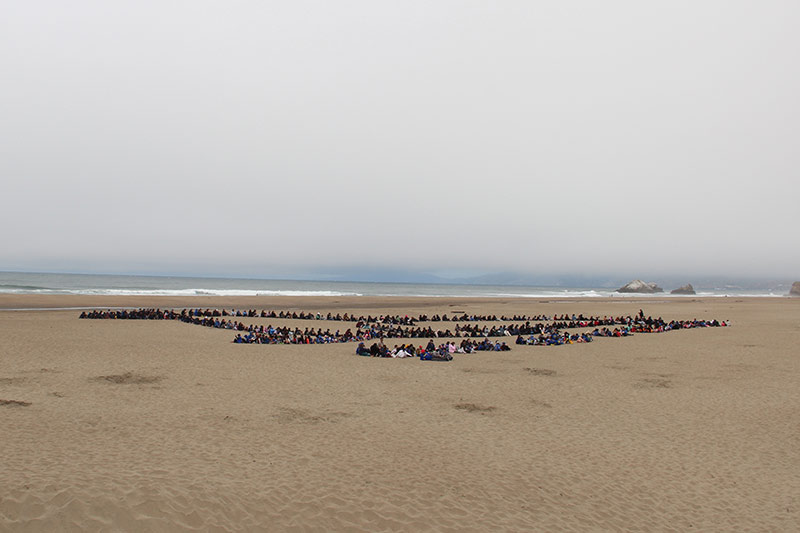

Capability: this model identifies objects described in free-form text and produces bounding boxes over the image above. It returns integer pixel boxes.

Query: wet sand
[1,295,799,531]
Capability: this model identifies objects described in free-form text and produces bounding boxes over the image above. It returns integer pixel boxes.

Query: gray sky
[2,1,798,280]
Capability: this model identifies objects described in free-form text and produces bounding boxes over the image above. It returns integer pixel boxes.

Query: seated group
[79,307,728,360]
[354,338,512,359]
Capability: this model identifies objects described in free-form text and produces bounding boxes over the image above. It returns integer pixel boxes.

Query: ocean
[0,271,787,299]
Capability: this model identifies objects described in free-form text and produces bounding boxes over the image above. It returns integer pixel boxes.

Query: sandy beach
[1,295,798,531]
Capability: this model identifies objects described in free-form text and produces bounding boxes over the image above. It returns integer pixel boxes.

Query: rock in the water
[789,282,800,297]
[617,279,664,294]
[671,284,696,295]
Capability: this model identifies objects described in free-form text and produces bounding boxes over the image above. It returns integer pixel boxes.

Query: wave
[0,287,362,297]
[0,284,54,291]
[486,290,610,298]
[0,285,783,298]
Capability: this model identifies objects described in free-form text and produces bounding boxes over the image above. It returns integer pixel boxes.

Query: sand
[1,295,799,532]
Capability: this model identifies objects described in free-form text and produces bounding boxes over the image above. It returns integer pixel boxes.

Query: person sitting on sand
[393,346,412,358]
[356,342,370,356]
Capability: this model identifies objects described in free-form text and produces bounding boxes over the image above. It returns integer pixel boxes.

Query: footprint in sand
[524,368,557,377]
[274,407,353,424]
[0,399,32,407]
[634,378,672,389]
[454,403,496,414]
[90,372,164,385]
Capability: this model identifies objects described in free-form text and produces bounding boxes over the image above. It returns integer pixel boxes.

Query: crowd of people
[79,307,728,356]
[353,338,512,359]
[80,308,565,324]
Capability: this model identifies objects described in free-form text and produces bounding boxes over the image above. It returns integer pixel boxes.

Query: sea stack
[671,284,696,295]
[789,282,800,297]
[617,279,664,294]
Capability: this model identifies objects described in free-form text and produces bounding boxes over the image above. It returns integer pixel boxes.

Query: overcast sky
[1,1,798,280]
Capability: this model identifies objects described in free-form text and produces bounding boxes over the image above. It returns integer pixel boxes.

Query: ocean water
[0,271,787,299]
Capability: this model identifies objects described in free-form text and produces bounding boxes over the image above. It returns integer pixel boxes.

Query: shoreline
[0,293,786,312]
